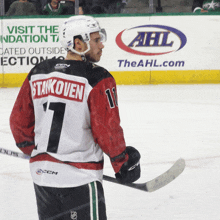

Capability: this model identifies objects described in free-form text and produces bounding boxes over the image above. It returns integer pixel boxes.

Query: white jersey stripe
[94,182,99,220]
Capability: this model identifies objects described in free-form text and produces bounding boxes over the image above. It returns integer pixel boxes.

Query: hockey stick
[103,158,185,192]
[0,147,185,192]
[0,147,31,159]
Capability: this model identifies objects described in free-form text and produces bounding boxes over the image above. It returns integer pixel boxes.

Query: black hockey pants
[34,181,107,220]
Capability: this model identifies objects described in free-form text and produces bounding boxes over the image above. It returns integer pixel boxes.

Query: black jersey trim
[28,59,113,88]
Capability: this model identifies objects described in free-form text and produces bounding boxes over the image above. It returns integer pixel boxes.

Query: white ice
[0,84,220,220]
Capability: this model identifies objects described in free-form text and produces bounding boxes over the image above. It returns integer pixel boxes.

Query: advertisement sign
[0,14,220,86]
[98,15,220,70]
[0,18,65,72]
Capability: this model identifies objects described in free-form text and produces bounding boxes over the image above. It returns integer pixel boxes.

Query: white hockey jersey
[10,59,128,187]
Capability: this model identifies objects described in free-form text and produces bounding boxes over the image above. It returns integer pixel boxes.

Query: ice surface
[0,84,220,220]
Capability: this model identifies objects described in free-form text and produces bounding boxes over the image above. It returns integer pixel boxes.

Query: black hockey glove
[115,146,141,184]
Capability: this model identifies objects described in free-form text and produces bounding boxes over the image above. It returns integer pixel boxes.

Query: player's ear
[74,38,81,49]
[74,38,86,52]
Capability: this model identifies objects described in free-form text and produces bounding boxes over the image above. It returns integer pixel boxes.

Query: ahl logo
[116,25,187,56]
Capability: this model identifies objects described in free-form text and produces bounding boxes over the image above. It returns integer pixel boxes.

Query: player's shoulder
[28,58,69,79]
[30,58,56,71]
[86,63,114,87]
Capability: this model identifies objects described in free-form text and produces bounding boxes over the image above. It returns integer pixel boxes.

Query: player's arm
[88,75,140,183]
[10,76,35,156]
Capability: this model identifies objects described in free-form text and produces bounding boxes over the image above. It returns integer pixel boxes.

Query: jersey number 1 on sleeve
[105,87,118,108]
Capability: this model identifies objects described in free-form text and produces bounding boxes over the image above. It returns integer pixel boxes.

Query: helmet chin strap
[77,42,90,62]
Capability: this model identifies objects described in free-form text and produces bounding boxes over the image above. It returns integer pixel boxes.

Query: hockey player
[10,15,141,219]
[192,0,220,12]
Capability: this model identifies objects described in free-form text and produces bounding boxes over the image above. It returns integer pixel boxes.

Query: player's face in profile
[85,32,104,62]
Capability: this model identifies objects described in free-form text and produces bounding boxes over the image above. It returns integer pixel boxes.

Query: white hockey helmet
[60,15,107,56]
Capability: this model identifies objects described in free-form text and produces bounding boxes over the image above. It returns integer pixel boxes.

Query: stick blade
[103,158,185,192]
[146,158,185,192]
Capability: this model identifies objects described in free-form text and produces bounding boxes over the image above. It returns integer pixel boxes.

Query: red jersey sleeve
[88,76,128,173]
[10,76,35,155]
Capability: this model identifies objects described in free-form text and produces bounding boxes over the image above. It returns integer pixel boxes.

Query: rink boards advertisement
[0,14,220,86]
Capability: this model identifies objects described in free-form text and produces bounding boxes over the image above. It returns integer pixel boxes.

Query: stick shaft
[0,147,185,192]
[0,147,30,159]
